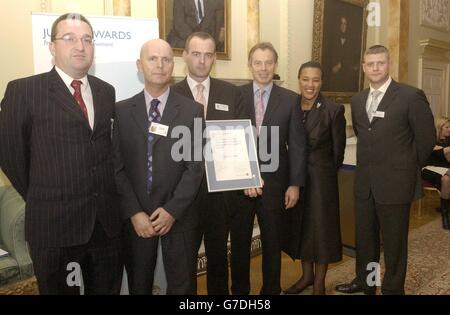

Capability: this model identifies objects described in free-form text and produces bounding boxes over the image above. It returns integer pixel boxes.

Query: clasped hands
[244,179,300,209]
[131,207,175,238]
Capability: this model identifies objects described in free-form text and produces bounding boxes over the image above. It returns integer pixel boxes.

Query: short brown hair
[364,45,390,59]
[184,32,216,52]
[51,13,93,41]
[248,42,279,65]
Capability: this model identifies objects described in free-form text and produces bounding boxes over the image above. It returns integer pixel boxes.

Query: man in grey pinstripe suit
[0,13,123,294]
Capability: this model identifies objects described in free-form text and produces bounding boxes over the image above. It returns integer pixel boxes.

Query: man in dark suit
[241,42,307,295]
[168,0,225,51]
[172,32,250,294]
[114,39,204,294]
[335,45,436,295]
[0,13,123,294]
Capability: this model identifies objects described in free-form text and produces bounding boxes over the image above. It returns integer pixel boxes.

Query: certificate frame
[205,119,262,192]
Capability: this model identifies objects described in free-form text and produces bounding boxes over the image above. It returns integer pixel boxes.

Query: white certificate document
[423,166,449,176]
[209,129,253,181]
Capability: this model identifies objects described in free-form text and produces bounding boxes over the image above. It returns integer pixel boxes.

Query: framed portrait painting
[158,0,231,60]
[312,0,368,103]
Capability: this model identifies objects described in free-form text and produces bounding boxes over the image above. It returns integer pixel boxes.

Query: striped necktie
[147,99,161,193]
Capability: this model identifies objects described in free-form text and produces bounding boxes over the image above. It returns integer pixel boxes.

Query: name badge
[149,122,169,137]
[374,111,385,118]
[215,103,229,112]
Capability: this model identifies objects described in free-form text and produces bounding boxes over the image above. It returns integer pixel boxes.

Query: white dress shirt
[55,66,95,129]
[187,75,210,106]
[365,76,392,114]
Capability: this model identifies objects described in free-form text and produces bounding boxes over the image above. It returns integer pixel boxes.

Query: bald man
[113,39,205,294]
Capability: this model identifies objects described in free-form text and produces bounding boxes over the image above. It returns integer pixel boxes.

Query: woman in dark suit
[421,116,450,230]
[283,62,346,295]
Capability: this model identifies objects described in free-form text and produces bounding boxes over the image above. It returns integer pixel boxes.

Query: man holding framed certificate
[240,42,307,295]
[173,32,252,295]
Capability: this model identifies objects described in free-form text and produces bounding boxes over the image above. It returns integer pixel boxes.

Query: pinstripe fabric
[0,67,122,249]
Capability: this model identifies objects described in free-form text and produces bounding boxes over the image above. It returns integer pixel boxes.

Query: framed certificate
[205,120,262,192]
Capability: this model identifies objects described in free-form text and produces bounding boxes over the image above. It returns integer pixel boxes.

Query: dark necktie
[70,80,89,121]
[198,0,204,21]
[147,99,162,193]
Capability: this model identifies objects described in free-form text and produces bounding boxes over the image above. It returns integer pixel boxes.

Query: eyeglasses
[54,34,94,45]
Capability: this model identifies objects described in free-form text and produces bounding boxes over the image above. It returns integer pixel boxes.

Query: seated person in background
[422,116,450,230]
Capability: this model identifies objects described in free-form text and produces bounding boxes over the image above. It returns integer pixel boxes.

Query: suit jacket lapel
[262,84,279,126]
[371,80,399,125]
[303,96,323,134]
[207,79,219,118]
[153,90,180,145]
[243,84,256,127]
[179,78,195,100]
[89,76,103,134]
[130,91,149,138]
[189,0,198,18]
[48,68,91,129]
[359,89,371,126]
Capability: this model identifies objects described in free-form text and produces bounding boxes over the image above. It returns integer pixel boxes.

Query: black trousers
[29,220,123,295]
[194,189,255,295]
[355,193,410,295]
[255,200,283,295]
[123,221,197,295]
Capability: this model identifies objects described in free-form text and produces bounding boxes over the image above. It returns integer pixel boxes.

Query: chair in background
[417,180,441,217]
[0,185,34,288]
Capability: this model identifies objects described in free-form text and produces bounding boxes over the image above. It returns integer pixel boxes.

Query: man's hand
[285,186,300,209]
[131,212,157,238]
[244,179,264,198]
[150,207,175,236]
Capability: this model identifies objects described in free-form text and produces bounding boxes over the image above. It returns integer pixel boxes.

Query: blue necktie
[147,99,161,193]
[198,0,204,21]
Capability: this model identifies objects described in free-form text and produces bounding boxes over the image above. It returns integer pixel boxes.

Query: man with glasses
[0,13,123,294]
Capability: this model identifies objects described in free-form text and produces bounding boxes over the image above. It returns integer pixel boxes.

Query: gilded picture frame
[158,0,231,60]
[312,0,369,103]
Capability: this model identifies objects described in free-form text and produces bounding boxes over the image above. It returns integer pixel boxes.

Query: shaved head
[140,39,173,59]
[137,38,174,95]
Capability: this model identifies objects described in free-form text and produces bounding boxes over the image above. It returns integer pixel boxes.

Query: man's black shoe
[335,282,376,295]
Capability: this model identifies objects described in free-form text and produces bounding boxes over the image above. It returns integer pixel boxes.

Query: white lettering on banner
[31,13,159,101]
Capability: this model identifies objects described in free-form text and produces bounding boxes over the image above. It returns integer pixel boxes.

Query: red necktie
[71,80,89,121]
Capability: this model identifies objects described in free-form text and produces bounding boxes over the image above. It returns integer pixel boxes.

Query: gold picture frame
[158,0,231,60]
[312,0,368,103]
